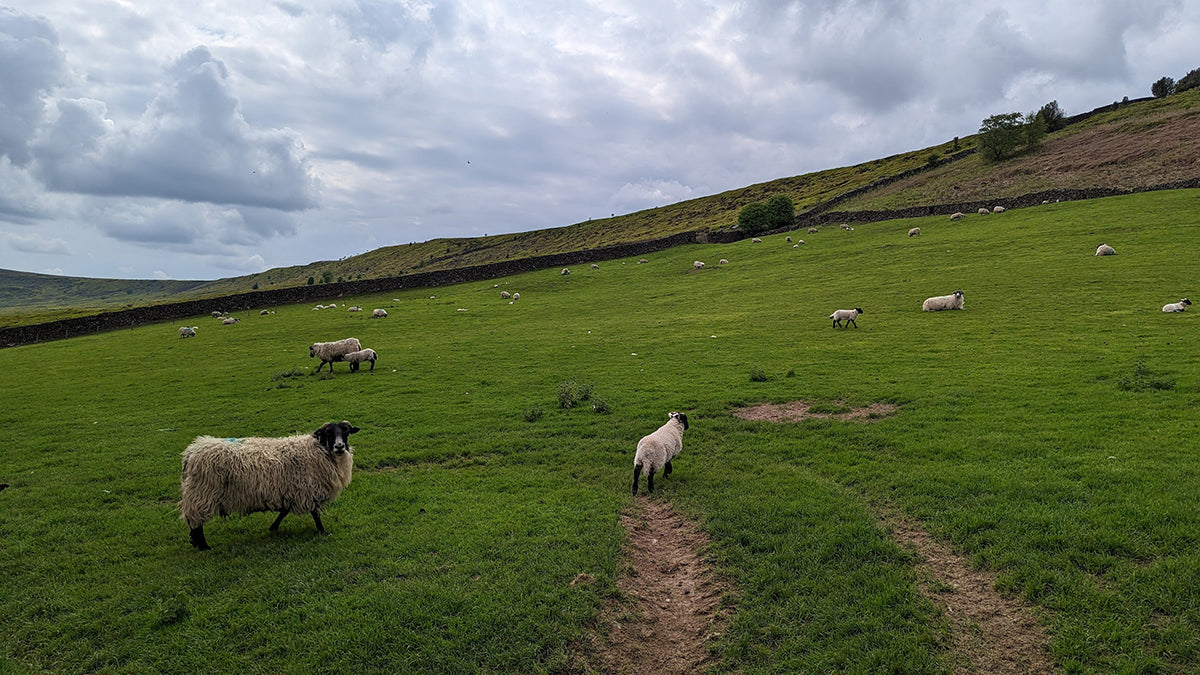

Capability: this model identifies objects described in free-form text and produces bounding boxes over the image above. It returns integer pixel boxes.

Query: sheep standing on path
[829,308,864,328]
[310,337,362,373]
[922,290,965,312]
[179,421,360,550]
[1163,298,1192,312]
[633,412,689,495]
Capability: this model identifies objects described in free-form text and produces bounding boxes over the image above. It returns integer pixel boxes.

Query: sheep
[786,236,792,242]
[222,317,240,325]
[1163,298,1192,312]
[693,261,705,269]
[211,311,222,318]
[591,264,600,269]
[808,227,819,234]
[796,240,805,245]
[638,259,649,264]
[752,238,762,243]
[500,291,511,299]
[179,420,359,550]
[840,223,854,231]
[326,303,337,309]
[922,290,965,312]
[992,206,1005,213]
[719,259,729,265]
[561,268,571,275]
[908,227,921,237]
[632,412,689,495]
[348,306,363,312]
[372,309,387,318]
[312,305,325,311]
[309,337,362,373]
[344,348,378,372]
[950,212,965,221]
[260,309,270,316]
[1095,244,1116,256]
[829,307,864,328]
[512,292,520,300]
[978,208,990,215]
[179,326,198,338]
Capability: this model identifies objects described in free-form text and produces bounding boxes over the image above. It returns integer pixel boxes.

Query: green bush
[1176,68,1200,93]
[978,112,1044,162]
[1035,100,1066,132]
[1152,76,1175,98]
[738,195,795,235]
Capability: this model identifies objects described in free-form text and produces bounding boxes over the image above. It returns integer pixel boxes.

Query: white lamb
[1095,244,1116,256]
[632,412,689,495]
[829,307,863,328]
[693,261,704,269]
[1163,298,1192,312]
[344,348,378,372]
[922,290,965,312]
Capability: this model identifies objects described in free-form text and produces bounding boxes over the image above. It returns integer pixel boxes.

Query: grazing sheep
[344,348,378,372]
[992,206,1005,213]
[786,236,792,243]
[1095,244,1116,256]
[179,420,359,550]
[222,317,240,325]
[1163,298,1192,312]
[950,212,965,221]
[348,306,363,312]
[719,259,729,264]
[693,261,705,269]
[908,227,921,237]
[179,326,198,338]
[796,240,805,245]
[326,303,337,309]
[309,337,362,373]
[260,309,270,316]
[840,223,854,231]
[638,259,649,264]
[372,309,387,318]
[312,305,325,311]
[562,268,571,275]
[808,227,819,234]
[829,308,864,328]
[500,291,511,299]
[978,208,990,215]
[512,292,520,300]
[591,264,599,269]
[922,290,965,312]
[632,412,689,495]
[752,238,762,243]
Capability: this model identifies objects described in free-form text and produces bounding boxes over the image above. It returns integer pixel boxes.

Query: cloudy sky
[0,1,1195,280]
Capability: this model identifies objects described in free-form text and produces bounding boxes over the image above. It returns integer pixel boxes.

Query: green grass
[2,190,1200,671]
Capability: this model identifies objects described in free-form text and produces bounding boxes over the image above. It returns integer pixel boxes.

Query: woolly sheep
[211,311,222,318]
[1095,244,1116,256]
[562,268,571,275]
[500,291,511,299]
[344,348,378,372]
[808,227,818,234]
[840,223,854,231]
[372,309,387,318]
[693,261,705,269]
[260,309,270,316]
[719,259,729,265]
[638,259,649,264]
[179,326,198,338]
[950,212,965,221]
[752,238,762,243]
[326,303,337,309]
[179,420,360,550]
[908,227,921,237]
[348,306,363,312]
[786,236,792,242]
[309,337,362,373]
[922,290,965,312]
[796,240,805,245]
[512,292,520,300]
[632,412,689,495]
[992,206,1005,213]
[591,264,599,269]
[1163,298,1192,312]
[222,317,240,325]
[829,307,864,328]
[978,208,990,215]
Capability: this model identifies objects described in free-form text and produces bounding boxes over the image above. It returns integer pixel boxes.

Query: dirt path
[578,499,727,674]
[882,510,1056,674]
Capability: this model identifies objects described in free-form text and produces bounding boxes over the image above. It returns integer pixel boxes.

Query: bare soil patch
[880,509,1055,674]
[576,500,728,674]
[732,400,898,423]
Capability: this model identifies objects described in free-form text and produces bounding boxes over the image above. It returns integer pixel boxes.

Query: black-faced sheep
[829,308,863,328]
[922,290,965,312]
[179,326,197,338]
[344,348,378,372]
[1163,298,1192,312]
[908,227,920,237]
[632,412,688,495]
[179,421,360,550]
[309,337,362,373]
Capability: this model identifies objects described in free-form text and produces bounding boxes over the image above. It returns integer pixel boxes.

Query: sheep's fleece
[179,421,359,550]
[632,412,689,495]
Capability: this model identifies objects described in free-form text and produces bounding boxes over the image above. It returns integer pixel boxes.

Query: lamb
[309,337,362,373]
[950,212,965,221]
[922,290,965,312]
[372,309,387,318]
[908,227,921,237]
[179,420,359,550]
[829,307,864,328]
[1163,298,1192,312]
[1095,244,1116,256]
[344,348,378,372]
[179,326,198,338]
[632,412,689,495]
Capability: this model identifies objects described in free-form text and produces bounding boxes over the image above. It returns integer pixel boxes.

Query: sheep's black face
[314,421,360,458]
[309,345,316,358]
[855,307,864,314]
[669,412,689,430]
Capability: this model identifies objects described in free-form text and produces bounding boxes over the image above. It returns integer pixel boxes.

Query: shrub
[523,405,544,422]
[321,271,334,284]
[1152,76,1175,98]
[1176,68,1200,93]
[1035,100,1066,132]
[1118,359,1175,392]
[557,379,594,409]
[978,112,1043,162]
[765,195,795,230]
[590,395,611,414]
[307,276,315,285]
[737,202,772,235]
[749,365,769,382]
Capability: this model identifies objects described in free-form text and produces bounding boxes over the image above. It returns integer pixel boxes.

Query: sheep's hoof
[190,528,211,551]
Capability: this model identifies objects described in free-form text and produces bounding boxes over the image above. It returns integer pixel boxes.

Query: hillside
[3,89,1199,327]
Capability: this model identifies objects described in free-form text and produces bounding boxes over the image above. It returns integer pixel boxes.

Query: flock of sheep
[174,203,1189,550]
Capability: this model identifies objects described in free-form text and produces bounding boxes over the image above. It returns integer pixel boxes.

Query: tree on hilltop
[1152,76,1175,98]
[1176,68,1200,93]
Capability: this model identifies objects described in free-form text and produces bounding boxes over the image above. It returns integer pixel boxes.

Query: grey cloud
[1,230,69,254]
[0,8,67,164]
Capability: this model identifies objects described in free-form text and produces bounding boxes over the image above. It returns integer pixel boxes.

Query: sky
[0,1,1196,281]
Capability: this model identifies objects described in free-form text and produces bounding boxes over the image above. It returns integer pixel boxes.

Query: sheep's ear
[313,423,330,439]
[678,413,689,430]
[343,421,360,435]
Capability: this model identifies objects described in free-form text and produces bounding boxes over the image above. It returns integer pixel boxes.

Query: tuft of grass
[749,365,769,382]
[1117,358,1175,392]
[523,405,544,423]
[557,379,594,409]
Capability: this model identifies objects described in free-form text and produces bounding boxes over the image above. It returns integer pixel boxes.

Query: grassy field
[1,190,1199,671]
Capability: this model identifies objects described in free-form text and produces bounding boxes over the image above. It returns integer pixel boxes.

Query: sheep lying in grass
[222,317,240,325]
[179,420,359,550]
[922,290,965,312]
[632,412,689,495]
[179,326,198,338]
[1163,298,1192,312]
[829,308,863,328]
[348,306,363,312]
[344,348,378,372]
[1095,244,1116,256]
[309,337,362,373]
[908,227,920,237]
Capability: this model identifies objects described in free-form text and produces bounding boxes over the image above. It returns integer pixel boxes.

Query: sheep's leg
[269,509,290,531]
[632,465,642,495]
[664,460,673,478]
[190,526,211,551]
[314,361,326,374]
[849,318,857,328]
[647,468,656,493]
[369,360,375,372]
[311,511,328,535]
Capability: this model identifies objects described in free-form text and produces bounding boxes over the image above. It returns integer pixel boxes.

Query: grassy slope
[2,190,1199,671]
